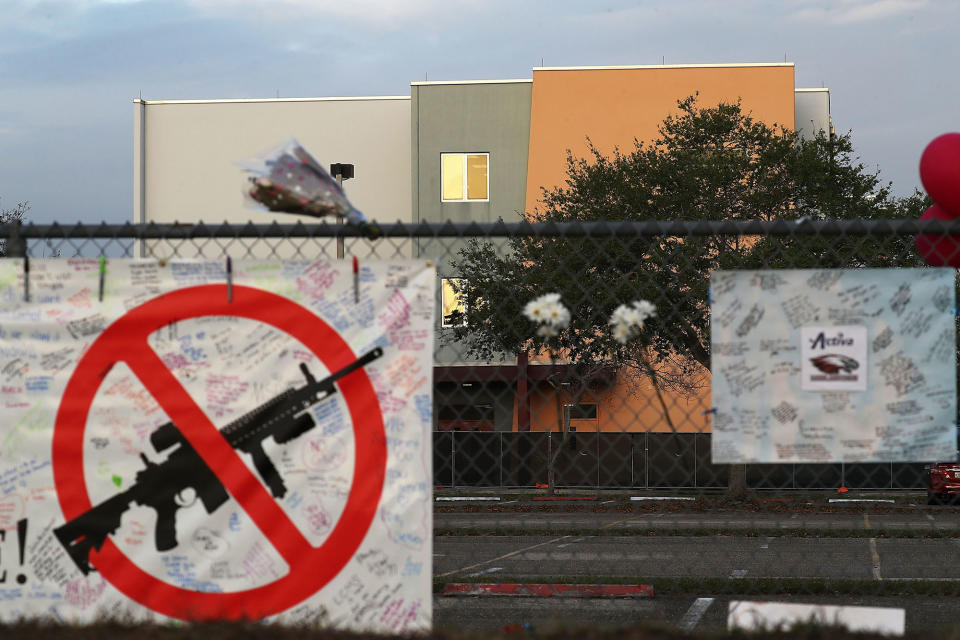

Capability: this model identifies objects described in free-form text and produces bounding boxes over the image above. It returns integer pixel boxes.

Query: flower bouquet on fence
[239,138,381,239]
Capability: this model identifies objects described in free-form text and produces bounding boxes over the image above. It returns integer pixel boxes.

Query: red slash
[53,284,386,620]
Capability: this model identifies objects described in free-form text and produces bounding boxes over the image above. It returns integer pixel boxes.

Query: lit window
[441,153,488,202]
[441,278,467,327]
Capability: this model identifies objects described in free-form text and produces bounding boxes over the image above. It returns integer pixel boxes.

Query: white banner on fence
[0,258,434,631]
[710,268,957,463]
[728,601,905,635]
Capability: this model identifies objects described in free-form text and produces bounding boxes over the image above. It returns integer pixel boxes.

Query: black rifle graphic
[54,347,383,575]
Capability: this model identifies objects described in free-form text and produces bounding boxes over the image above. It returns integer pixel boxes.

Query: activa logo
[801,325,867,391]
[808,331,855,350]
[810,354,859,374]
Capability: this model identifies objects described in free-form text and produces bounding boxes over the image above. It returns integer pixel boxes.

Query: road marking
[760,537,773,549]
[829,499,894,503]
[557,537,586,549]
[869,539,882,581]
[679,597,714,631]
[501,500,517,505]
[436,496,500,501]
[602,517,638,529]
[730,569,748,578]
[926,513,935,523]
[600,500,617,505]
[436,534,574,578]
[465,567,503,578]
[865,514,882,581]
[631,496,696,501]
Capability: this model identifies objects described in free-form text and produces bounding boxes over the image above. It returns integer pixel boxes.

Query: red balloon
[920,132,960,215]
[915,203,960,266]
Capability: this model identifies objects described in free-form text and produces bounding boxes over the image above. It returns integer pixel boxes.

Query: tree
[0,200,29,257]
[450,96,928,497]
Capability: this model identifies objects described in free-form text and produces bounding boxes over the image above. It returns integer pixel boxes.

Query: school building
[132,62,832,435]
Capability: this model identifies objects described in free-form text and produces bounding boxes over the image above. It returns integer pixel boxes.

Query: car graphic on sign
[809,354,859,375]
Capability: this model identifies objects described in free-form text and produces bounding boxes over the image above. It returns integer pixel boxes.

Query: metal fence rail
[432,431,929,490]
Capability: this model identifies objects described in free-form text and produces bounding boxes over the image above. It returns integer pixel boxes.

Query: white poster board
[711,268,956,463]
[728,601,904,636]
[0,258,433,631]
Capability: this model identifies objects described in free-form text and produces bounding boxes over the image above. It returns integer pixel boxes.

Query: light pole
[330,163,354,259]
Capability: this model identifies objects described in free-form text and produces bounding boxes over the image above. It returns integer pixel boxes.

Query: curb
[443,583,654,598]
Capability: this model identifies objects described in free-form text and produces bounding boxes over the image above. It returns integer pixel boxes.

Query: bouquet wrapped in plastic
[239,138,380,238]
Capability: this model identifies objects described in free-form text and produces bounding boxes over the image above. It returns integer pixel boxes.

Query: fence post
[596,428,600,489]
[499,432,504,488]
[644,432,649,489]
[694,432,698,489]
[6,221,26,258]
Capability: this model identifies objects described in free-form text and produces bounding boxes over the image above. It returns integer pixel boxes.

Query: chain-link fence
[1,217,955,493]
[4,218,960,618]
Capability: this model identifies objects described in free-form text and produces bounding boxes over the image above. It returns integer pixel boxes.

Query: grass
[435,526,960,538]
[0,620,949,640]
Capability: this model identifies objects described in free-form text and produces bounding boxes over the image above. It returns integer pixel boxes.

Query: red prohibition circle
[52,284,386,621]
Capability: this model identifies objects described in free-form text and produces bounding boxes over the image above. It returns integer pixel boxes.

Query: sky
[0,0,957,225]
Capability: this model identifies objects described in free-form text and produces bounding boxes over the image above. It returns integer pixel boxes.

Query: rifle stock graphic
[54,346,384,576]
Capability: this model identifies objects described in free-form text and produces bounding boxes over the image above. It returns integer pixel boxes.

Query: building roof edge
[132,96,411,105]
[533,62,795,71]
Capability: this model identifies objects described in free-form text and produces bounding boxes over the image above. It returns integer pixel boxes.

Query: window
[441,278,467,327]
[441,153,488,201]
[563,403,598,422]
[437,403,495,431]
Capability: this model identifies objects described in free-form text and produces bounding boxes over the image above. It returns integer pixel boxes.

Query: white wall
[794,89,831,139]
[134,97,411,228]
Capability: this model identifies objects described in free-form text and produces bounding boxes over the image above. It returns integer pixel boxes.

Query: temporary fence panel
[1,218,959,617]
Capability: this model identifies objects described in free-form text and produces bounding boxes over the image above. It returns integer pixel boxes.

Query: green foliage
[0,200,29,258]
[450,96,928,386]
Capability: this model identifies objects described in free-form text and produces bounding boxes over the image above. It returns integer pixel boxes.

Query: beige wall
[134,97,412,258]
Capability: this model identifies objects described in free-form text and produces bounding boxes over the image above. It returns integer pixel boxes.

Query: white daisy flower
[612,323,632,345]
[537,325,560,338]
[632,300,656,320]
[524,293,570,337]
[523,297,547,322]
[610,300,656,344]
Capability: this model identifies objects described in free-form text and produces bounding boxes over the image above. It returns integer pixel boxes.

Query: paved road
[435,535,960,580]
[434,593,960,633]
[432,503,960,633]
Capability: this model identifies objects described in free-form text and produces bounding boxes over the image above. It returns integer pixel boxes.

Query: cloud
[789,0,927,25]
[180,0,488,29]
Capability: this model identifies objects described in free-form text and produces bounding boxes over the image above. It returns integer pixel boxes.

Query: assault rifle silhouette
[54,347,383,575]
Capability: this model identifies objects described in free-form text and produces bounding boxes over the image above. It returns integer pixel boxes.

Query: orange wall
[524,64,796,213]
[519,374,710,434]
[518,64,795,433]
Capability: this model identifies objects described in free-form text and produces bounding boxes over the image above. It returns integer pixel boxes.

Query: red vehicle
[927,462,960,504]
